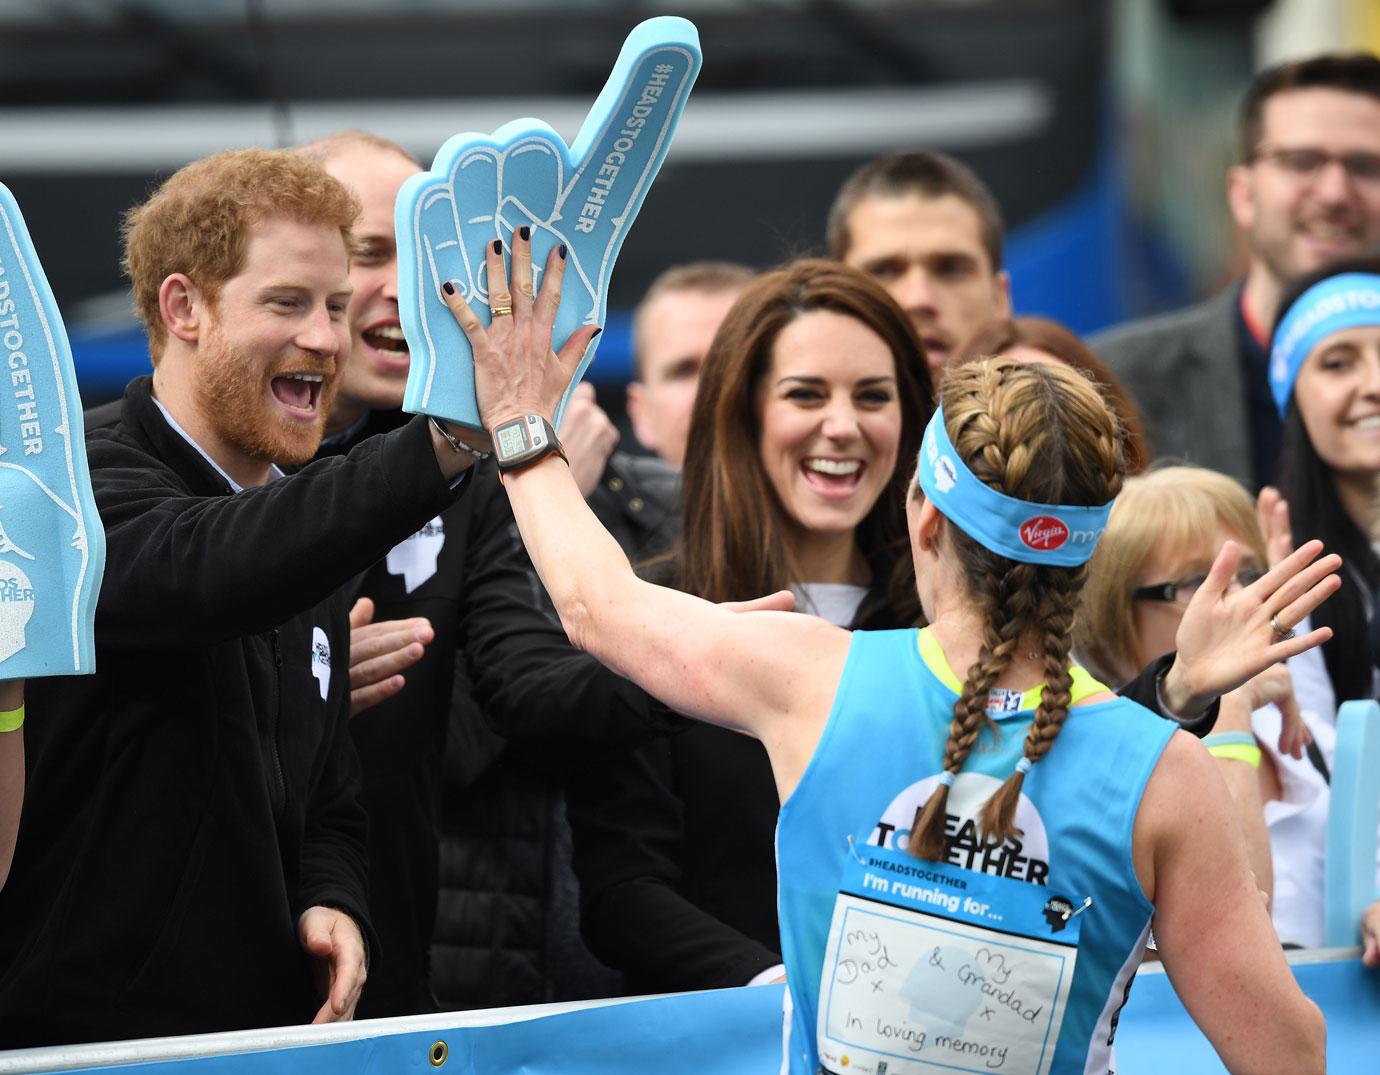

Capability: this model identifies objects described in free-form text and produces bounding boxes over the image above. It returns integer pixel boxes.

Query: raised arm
[442,230,847,791]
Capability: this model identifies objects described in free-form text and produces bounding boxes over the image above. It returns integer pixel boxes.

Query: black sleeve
[567,738,781,991]
[456,465,683,748]
[1116,651,1219,738]
[92,417,462,650]
[293,595,379,962]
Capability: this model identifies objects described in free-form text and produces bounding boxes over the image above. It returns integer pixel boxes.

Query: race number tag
[397,16,701,430]
[817,843,1082,1075]
[0,183,104,678]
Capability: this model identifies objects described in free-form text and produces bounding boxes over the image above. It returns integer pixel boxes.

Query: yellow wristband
[0,704,23,733]
[1207,743,1261,768]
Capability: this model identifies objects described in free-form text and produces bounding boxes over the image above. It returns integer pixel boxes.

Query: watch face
[496,422,529,459]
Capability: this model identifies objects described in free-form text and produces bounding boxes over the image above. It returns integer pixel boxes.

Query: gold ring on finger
[1270,615,1296,641]
[490,305,513,317]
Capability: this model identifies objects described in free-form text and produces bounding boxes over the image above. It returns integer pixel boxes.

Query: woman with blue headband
[1271,256,1380,707]
[446,237,1332,1072]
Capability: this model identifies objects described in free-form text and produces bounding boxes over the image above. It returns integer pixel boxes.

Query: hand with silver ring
[1162,538,1341,756]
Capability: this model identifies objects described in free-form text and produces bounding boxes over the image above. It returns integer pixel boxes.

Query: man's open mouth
[270,372,325,414]
[362,324,410,355]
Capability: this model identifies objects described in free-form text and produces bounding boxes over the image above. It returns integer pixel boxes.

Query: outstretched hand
[1164,539,1340,721]
[347,598,434,717]
[298,905,367,1023]
[441,228,600,432]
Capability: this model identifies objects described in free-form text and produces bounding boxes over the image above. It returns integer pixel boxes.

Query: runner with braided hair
[912,358,1124,858]
[444,236,1332,1073]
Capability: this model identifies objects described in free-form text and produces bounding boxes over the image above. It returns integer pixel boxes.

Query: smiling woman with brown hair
[675,259,932,622]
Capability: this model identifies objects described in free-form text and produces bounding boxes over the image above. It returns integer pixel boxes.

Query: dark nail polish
[442,281,455,296]
[518,225,531,242]
[591,327,603,339]
[558,244,568,260]
[492,239,502,254]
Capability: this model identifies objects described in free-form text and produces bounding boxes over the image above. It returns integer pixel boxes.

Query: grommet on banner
[429,1040,449,1067]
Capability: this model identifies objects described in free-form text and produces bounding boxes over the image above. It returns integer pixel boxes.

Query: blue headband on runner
[1270,272,1380,415]
[916,407,1115,567]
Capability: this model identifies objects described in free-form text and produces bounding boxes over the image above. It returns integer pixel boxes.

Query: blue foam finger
[0,183,104,678]
[397,15,702,430]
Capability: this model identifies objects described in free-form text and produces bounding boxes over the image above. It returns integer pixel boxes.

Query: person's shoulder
[605,451,681,505]
[1089,286,1239,356]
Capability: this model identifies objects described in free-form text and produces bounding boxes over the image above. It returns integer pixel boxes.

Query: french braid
[910,358,1124,862]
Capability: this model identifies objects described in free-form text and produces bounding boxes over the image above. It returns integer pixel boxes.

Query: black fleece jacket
[0,378,461,1047]
[316,410,676,1017]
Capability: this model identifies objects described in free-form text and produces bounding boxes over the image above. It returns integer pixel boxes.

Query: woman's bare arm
[446,231,852,796]
[1135,731,1325,1073]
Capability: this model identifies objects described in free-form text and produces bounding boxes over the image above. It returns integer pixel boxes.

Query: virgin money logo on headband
[1020,516,1069,552]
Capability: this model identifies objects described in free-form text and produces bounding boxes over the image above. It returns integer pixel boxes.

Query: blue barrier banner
[3,951,1373,1074]
[397,16,701,431]
[0,182,103,678]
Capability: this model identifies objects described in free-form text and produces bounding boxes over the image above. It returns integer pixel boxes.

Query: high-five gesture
[442,230,598,430]
[397,16,701,430]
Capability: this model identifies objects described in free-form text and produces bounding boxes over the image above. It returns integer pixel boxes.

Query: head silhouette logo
[0,560,35,663]
[1042,896,1075,933]
[311,627,332,701]
[1020,516,1069,552]
[386,515,446,594]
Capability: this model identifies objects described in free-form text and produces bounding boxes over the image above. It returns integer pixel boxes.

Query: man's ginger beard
[195,315,339,468]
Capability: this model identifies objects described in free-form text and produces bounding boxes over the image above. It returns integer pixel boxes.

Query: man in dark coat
[0,148,492,1046]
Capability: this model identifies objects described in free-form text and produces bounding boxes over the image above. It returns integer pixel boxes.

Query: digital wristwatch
[491,413,567,474]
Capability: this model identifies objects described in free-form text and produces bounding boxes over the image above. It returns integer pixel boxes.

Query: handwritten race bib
[817,844,1082,1075]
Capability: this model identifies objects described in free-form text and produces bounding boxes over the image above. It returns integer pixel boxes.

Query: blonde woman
[443,234,1332,1072]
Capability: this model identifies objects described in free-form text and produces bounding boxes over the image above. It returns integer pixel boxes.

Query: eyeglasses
[1131,567,1268,605]
[1253,145,1380,185]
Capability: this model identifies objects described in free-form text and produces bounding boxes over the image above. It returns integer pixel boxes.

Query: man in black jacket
[300,131,676,1015]
[0,148,488,1046]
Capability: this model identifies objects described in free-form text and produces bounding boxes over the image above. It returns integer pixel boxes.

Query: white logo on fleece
[311,627,332,700]
[386,516,445,594]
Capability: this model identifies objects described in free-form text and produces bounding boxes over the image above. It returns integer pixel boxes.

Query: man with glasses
[1093,52,1380,488]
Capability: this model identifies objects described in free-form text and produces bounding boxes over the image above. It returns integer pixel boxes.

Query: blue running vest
[777,628,1175,1074]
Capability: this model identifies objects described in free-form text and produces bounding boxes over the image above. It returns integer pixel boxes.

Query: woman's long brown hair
[675,259,935,618]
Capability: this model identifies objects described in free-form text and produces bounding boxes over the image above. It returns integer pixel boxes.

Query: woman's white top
[789,582,867,629]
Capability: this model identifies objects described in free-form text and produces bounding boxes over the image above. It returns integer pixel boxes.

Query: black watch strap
[492,413,567,474]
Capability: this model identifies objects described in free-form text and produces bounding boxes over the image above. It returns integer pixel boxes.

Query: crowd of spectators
[1,46,1379,1071]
